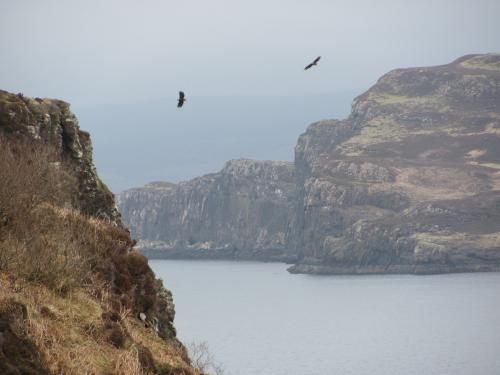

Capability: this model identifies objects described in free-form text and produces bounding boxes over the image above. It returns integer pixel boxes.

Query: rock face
[0,90,120,224]
[119,159,297,261]
[119,54,500,274]
[289,53,500,274]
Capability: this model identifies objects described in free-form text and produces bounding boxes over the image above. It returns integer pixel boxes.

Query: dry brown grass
[0,136,199,373]
[0,274,198,375]
[394,166,486,201]
[112,347,145,375]
[0,136,82,292]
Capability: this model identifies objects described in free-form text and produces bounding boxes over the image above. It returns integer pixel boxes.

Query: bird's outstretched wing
[304,56,321,70]
[177,91,185,108]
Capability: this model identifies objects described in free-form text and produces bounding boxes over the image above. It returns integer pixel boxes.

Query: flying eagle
[177,91,186,108]
[304,56,321,70]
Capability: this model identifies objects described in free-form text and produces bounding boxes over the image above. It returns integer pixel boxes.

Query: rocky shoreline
[138,246,298,263]
[287,263,500,275]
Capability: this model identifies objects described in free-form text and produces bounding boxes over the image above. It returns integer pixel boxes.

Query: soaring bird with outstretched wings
[177,91,186,108]
[304,56,321,70]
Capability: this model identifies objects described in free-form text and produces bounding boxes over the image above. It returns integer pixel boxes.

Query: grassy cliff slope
[0,90,198,375]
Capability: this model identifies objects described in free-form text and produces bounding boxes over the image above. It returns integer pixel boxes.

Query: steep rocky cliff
[119,159,297,261]
[0,90,120,224]
[0,90,197,374]
[290,53,500,274]
[119,53,500,274]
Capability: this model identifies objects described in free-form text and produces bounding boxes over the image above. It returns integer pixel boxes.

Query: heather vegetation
[0,136,198,374]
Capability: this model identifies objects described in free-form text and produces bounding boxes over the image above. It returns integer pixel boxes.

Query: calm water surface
[150,260,500,375]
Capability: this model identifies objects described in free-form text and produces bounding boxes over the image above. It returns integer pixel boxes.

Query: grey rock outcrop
[119,159,297,261]
[0,90,121,224]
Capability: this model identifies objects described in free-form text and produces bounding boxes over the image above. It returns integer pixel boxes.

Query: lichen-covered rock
[0,90,120,224]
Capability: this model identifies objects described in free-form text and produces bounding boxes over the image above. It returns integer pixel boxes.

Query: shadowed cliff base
[139,247,298,263]
[119,53,500,275]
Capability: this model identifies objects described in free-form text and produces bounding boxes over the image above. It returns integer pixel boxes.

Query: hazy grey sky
[1,0,499,191]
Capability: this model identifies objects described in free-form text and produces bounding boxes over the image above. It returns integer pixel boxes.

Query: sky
[1,0,499,192]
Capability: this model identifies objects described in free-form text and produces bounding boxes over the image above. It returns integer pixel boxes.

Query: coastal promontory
[119,54,500,275]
